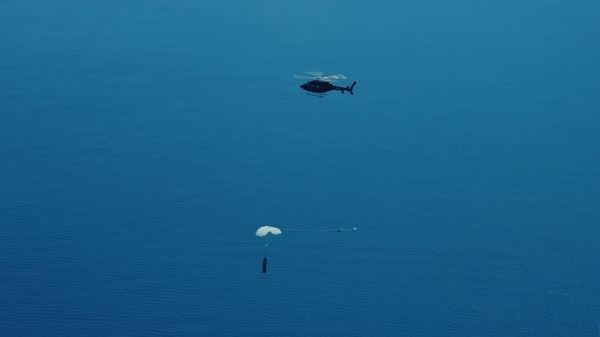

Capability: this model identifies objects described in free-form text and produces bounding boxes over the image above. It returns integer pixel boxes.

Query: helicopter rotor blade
[319,74,347,81]
[294,72,349,83]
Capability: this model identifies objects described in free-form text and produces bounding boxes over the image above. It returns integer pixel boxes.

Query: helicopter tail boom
[339,81,357,95]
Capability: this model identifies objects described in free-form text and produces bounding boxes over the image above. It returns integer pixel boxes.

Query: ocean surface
[1,1,599,336]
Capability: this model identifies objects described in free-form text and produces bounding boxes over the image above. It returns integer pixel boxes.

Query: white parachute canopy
[255,226,282,238]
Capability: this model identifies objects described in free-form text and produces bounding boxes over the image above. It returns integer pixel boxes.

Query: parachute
[255,226,282,237]
[256,226,282,273]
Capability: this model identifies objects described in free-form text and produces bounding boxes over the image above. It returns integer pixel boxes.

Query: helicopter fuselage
[300,80,343,94]
[300,79,356,96]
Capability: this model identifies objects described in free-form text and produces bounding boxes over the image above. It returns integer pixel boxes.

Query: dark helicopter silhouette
[295,72,357,97]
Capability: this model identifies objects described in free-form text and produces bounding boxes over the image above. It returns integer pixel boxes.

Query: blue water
[2,1,600,336]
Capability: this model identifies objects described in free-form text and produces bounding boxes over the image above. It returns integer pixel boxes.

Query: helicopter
[295,72,357,97]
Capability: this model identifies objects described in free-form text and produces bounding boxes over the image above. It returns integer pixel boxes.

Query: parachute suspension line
[262,243,269,273]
